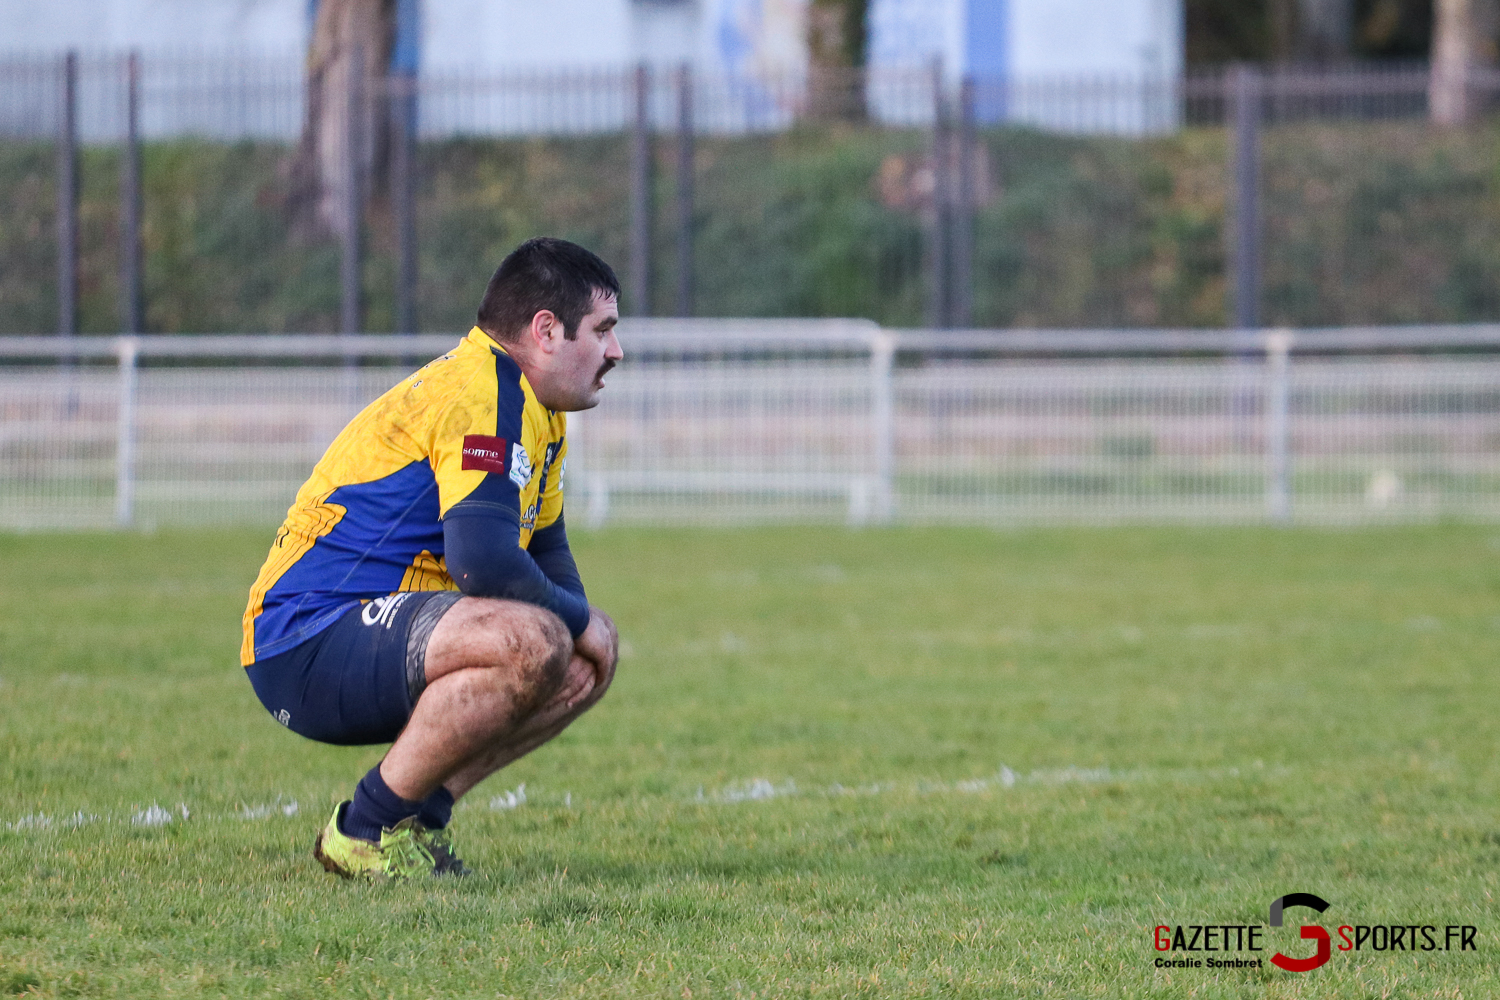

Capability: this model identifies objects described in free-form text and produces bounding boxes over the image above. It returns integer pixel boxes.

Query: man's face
[534,291,622,412]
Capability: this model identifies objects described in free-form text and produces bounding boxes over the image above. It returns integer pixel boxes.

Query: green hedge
[2,117,1498,334]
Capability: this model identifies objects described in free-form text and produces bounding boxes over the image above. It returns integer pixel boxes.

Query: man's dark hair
[476,237,620,342]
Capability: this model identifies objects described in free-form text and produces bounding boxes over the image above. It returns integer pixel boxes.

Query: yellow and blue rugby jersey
[240,326,576,667]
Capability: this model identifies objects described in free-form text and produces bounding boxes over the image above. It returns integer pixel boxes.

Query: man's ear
[529,309,562,354]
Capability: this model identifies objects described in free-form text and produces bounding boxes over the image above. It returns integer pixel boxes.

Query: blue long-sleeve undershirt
[443,508,589,637]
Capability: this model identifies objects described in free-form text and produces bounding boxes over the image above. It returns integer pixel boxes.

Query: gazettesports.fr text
[1154,924,1478,954]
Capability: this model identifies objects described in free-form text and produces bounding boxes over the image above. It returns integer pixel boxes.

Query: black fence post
[391,69,417,335]
[1228,63,1262,331]
[121,50,144,334]
[340,46,365,336]
[674,63,694,318]
[629,62,653,317]
[952,75,976,329]
[58,50,78,339]
[926,57,951,329]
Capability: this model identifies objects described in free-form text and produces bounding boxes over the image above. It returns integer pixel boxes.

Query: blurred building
[1,0,1183,136]
[0,0,807,78]
[870,0,1182,81]
[3,0,1184,84]
[426,0,806,79]
[0,0,306,52]
[419,0,812,131]
[0,0,811,134]
[868,0,1185,132]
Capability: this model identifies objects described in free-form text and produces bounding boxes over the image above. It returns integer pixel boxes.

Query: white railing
[5,321,1500,530]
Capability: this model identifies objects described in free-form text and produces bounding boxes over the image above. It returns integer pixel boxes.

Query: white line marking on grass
[5,799,301,834]
[1030,766,1116,785]
[489,783,527,810]
[714,779,796,803]
[8,811,101,831]
[133,804,175,827]
[827,781,899,797]
[702,763,1276,806]
[237,797,299,821]
[956,765,1017,792]
[2,763,1291,834]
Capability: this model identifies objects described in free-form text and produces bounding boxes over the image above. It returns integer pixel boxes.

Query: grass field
[1,524,1498,998]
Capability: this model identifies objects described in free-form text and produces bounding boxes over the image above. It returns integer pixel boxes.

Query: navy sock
[417,786,455,830]
[339,764,421,843]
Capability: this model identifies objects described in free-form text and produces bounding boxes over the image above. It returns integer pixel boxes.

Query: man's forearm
[527,515,586,598]
[443,512,591,636]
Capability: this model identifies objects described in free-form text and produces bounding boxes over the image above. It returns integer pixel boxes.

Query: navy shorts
[245,591,464,746]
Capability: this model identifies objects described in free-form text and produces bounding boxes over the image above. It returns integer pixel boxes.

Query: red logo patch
[461,435,509,474]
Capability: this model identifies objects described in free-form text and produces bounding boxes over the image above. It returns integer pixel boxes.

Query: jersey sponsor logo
[461,435,509,475]
[361,593,412,629]
[510,442,533,488]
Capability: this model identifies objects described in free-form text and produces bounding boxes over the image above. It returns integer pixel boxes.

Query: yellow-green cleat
[313,802,436,880]
[418,825,472,877]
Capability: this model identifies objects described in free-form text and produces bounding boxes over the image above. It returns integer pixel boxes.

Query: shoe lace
[424,827,471,875]
[380,824,436,877]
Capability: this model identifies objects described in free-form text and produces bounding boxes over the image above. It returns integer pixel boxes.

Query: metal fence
[5,321,1500,531]
[5,53,1500,339]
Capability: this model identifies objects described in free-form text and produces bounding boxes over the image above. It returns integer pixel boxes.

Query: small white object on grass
[133,804,174,827]
[489,783,527,810]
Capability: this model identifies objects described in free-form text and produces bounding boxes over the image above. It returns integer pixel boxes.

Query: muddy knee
[485,607,571,710]
[425,598,574,717]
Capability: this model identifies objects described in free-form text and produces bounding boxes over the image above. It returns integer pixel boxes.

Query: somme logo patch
[461,434,509,475]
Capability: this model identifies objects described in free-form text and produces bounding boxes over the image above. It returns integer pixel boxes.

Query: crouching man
[240,238,623,879]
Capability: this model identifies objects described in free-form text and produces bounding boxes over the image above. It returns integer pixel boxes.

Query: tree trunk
[1295,0,1353,60]
[807,0,867,120]
[1268,0,1299,60]
[1267,0,1354,62]
[290,0,396,237]
[1431,0,1499,124]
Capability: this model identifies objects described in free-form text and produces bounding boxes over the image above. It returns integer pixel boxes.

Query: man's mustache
[596,359,617,380]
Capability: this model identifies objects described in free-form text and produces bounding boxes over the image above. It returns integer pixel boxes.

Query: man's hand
[569,605,618,703]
